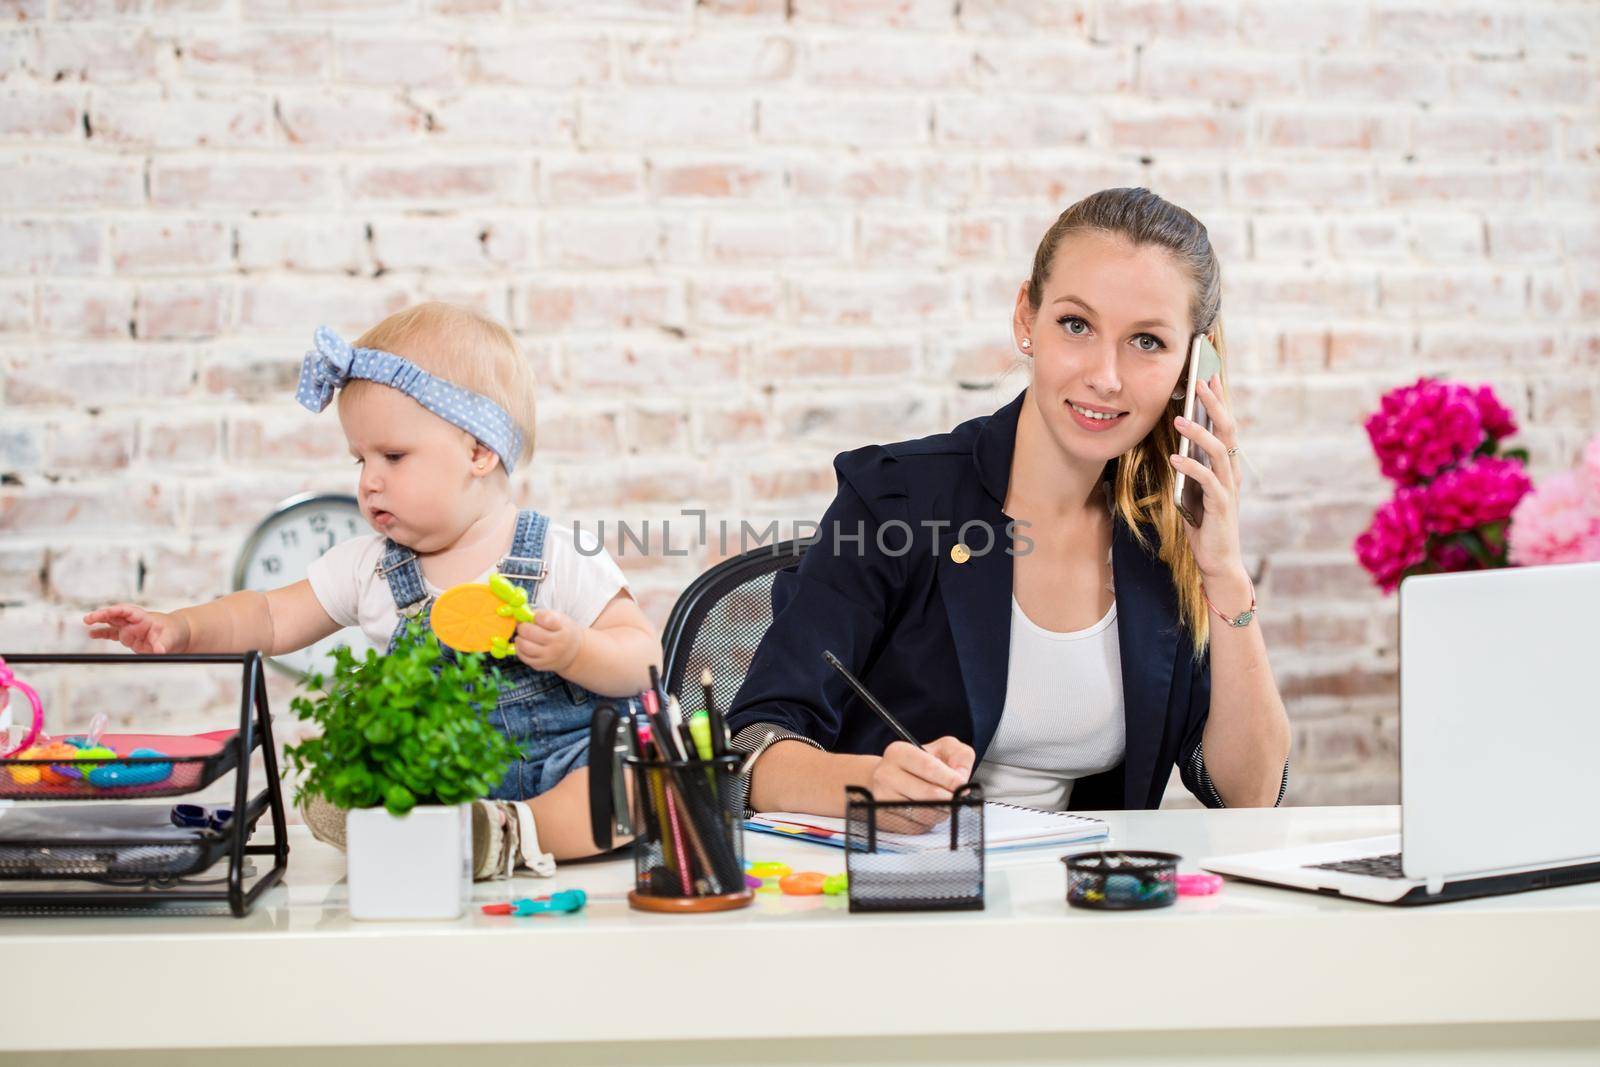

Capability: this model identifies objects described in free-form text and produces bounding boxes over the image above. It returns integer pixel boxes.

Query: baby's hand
[512,611,583,675]
[83,604,190,655]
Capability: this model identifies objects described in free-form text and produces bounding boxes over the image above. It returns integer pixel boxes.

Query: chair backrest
[660,539,809,718]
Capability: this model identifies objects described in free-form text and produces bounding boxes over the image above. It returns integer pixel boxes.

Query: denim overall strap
[496,510,551,601]
[376,539,430,653]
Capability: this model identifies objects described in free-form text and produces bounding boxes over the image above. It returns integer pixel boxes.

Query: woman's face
[1014,230,1195,467]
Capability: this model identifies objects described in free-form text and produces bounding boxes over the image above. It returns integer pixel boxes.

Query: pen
[821,650,921,749]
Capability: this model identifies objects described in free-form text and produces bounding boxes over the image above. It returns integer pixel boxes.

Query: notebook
[745,802,1108,854]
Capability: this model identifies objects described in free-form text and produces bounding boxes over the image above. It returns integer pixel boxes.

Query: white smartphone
[1173,333,1222,528]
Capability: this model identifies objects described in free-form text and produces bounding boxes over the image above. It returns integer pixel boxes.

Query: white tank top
[970,596,1127,811]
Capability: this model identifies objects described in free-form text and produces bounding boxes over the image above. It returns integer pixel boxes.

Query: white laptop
[1204,561,1600,905]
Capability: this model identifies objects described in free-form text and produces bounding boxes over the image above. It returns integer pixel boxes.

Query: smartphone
[1173,333,1222,528]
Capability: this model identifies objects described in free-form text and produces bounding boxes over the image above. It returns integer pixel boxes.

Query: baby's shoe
[301,793,348,851]
[470,798,556,881]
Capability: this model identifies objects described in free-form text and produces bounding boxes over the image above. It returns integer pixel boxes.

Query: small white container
[346,803,471,920]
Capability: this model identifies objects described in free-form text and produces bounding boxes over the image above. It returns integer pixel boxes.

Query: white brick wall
[1,0,1597,807]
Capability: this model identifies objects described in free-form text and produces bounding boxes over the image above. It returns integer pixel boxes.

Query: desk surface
[7,805,1600,1052]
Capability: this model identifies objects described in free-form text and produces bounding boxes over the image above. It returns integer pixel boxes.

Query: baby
[84,302,660,876]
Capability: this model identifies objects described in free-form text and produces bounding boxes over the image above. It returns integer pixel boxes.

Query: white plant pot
[346,803,471,920]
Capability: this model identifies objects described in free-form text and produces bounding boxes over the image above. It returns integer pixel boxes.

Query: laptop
[1203,561,1600,905]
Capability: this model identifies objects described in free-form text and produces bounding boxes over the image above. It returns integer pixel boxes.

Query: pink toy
[0,656,44,759]
[1177,872,1223,897]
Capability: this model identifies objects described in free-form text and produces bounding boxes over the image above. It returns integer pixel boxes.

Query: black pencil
[821,650,922,749]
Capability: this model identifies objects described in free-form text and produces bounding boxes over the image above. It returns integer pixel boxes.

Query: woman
[726,188,1291,816]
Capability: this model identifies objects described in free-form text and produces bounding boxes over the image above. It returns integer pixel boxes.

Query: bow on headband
[294,326,526,474]
[296,326,359,412]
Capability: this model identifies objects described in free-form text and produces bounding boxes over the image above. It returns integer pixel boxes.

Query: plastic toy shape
[429,574,537,658]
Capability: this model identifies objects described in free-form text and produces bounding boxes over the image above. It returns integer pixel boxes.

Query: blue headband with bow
[294,326,525,474]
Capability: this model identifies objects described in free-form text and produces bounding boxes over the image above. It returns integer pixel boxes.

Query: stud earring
[1020,338,1032,351]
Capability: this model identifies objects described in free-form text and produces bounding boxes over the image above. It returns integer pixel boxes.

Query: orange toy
[778,871,828,896]
[9,741,79,786]
[429,574,536,658]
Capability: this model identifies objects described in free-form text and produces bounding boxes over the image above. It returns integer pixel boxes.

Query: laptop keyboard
[1306,853,1407,879]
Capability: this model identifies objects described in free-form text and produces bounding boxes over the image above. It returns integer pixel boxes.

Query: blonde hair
[1025,188,1228,653]
[351,302,536,468]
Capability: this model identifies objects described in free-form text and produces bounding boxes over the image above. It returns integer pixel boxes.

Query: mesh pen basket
[844,783,985,912]
[625,754,751,913]
[1063,851,1180,910]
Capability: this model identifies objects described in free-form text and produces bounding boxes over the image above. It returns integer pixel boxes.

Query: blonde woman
[730,188,1291,817]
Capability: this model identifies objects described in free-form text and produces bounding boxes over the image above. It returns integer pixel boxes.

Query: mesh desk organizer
[844,783,985,912]
[0,653,288,917]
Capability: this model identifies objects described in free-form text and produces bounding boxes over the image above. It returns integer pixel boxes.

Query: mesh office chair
[660,539,809,718]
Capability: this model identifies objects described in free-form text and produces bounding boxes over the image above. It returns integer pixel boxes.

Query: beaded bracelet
[1203,583,1257,628]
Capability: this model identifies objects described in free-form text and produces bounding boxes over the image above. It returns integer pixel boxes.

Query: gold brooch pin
[950,543,971,564]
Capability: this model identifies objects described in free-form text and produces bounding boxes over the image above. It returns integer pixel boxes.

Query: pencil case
[625,754,752,913]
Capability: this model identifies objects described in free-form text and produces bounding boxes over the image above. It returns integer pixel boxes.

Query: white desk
[6,806,1600,1066]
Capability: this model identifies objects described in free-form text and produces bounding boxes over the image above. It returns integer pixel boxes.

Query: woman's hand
[869,737,976,830]
[1170,374,1249,585]
[83,605,191,654]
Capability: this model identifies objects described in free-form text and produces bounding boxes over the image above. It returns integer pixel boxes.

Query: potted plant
[285,622,517,920]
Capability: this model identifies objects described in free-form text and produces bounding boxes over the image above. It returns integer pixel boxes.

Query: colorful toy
[53,736,118,781]
[821,873,848,896]
[0,655,44,758]
[778,871,827,896]
[481,889,587,916]
[13,741,80,785]
[430,574,537,658]
[87,748,174,788]
[746,860,791,895]
[1177,872,1223,897]
[746,861,790,879]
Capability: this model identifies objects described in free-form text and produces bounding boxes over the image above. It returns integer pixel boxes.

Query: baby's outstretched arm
[85,581,342,657]
[511,592,661,697]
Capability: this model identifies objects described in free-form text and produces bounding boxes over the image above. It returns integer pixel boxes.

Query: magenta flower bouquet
[1354,378,1532,592]
[1507,433,1600,567]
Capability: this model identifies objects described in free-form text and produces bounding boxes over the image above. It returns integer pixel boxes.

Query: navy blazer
[727,389,1219,811]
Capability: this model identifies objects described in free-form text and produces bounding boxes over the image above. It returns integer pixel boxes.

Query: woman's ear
[1012,282,1034,354]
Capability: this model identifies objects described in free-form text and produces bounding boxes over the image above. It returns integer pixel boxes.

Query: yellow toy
[429,574,536,658]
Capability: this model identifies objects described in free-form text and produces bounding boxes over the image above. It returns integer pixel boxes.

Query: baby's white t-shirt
[306,521,629,652]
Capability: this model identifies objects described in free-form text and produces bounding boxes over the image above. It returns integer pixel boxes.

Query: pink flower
[1419,456,1533,536]
[1508,472,1600,566]
[1355,489,1429,592]
[1426,540,1476,573]
[1472,385,1518,442]
[1364,378,1488,485]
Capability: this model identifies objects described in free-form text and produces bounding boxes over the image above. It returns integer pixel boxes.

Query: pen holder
[843,783,985,912]
[1063,850,1180,910]
[625,754,752,913]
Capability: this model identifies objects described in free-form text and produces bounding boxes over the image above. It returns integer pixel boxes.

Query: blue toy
[482,889,587,916]
[87,748,173,788]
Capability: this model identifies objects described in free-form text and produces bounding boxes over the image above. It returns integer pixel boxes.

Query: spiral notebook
[745,803,1108,854]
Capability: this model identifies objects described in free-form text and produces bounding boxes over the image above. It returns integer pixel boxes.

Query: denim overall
[378,510,596,800]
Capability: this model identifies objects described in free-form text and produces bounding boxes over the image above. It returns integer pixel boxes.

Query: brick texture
[2,0,1596,808]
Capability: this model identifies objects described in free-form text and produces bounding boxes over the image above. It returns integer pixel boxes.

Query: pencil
[821,650,921,749]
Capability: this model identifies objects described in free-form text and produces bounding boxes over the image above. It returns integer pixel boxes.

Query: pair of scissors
[170,804,233,831]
